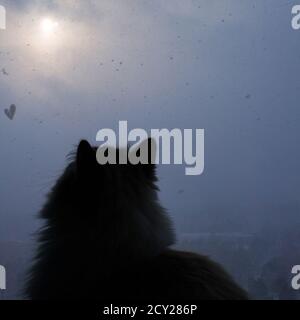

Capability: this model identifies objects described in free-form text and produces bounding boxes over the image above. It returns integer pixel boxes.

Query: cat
[25,139,248,300]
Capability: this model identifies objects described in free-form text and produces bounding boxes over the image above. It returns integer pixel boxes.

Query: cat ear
[130,138,156,163]
[76,140,96,179]
[144,137,157,180]
[131,138,157,179]
[146,137,157,165]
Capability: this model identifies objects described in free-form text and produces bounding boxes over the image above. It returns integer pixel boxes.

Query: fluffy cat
[25,139,248,300]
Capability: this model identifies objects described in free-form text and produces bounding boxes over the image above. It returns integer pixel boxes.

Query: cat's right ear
[76,140,96,179]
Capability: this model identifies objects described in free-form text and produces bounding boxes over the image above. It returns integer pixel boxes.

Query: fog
[0,0,300,299]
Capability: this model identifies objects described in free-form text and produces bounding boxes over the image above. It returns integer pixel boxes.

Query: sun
[30,17,63,52]
[40,18,59,36]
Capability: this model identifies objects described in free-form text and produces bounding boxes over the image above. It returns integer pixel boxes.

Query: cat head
[41,138,174,260]
[76,138,157,198]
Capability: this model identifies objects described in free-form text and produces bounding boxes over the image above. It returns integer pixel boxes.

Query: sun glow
[40,18,59,36]
[33,17,63,51]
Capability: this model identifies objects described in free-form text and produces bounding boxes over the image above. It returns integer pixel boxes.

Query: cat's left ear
[76,140,96,179]
[130,138,157,179]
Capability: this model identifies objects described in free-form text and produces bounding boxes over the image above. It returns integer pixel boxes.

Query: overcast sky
[1,0,300,241]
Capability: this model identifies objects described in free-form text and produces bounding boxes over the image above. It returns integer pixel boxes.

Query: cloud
[0,1,180,100]
[0,0,273,107]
